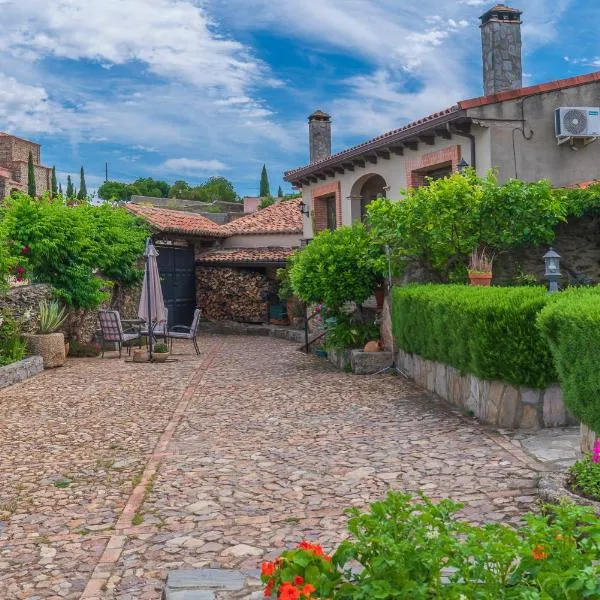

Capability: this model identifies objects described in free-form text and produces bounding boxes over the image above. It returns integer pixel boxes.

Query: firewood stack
[196,266,278,322]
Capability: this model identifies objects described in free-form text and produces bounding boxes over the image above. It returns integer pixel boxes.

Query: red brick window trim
[405,145,462,189]
[311,181,342,232]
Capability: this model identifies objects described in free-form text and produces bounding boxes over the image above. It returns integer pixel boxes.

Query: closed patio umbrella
[139,238,166,360]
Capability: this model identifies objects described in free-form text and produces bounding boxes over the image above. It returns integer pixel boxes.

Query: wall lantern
[543,248,561,293]
[298,200,310,216]
[457,158,469,173]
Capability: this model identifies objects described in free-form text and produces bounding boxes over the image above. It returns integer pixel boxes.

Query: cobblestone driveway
[0,335,541,599]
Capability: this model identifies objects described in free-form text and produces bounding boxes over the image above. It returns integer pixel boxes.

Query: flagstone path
[0,335,545,599]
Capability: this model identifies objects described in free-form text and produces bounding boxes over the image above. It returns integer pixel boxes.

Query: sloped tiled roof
[285,70,600,182]
[196,247,295,265]
[566,179,600,189]
[126,203,226,237]
[220,198,303,235]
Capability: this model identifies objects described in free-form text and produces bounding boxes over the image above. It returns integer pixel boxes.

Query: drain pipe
[448,123,476,171]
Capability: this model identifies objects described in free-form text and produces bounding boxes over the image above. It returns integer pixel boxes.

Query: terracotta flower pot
[152,351,170,363]
[468,272,493,287]
[132,348,148,363]
[23,332,66,368]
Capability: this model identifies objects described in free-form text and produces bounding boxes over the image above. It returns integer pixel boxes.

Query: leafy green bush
[325,313,380,351]
[392,285,555,388]
[289,223,384,311]
[262,491,600,599]
[0,314,27,366]
[569,456,600,502]
[538,287,600,432]
[1,194,148,308]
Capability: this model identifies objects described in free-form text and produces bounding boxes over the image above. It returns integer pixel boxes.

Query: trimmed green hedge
[392,285,556,388]
[538,288,600,433]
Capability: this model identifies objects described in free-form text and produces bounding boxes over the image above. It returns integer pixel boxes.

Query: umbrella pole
[146,246,153,361]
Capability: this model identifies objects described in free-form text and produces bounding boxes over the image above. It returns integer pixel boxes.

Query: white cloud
[161,158,230,174]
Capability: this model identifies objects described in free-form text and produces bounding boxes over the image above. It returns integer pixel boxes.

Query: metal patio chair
[98,310,142,358]
[140,308,169,344]
[168,308,202,355]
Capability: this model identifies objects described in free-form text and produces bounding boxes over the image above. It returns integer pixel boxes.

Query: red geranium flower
[301,583,316,598]
[532,545,548,560]
[278,582,300,600]
[293,576,304,586]
[261,561,276,578]
[264,579,274,597]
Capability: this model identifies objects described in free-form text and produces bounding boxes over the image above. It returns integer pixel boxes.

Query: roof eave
[284,109,468,184]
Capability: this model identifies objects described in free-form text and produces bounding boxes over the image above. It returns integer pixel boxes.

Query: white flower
[23,309,32,321]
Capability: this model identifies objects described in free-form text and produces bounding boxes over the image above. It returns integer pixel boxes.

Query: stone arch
[350,173,388,221]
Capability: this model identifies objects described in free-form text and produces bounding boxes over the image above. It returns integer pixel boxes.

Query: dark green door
[156,245,196,327]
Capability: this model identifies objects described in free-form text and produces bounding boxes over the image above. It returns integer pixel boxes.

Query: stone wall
[0,356,43,390]
[396,348,577,429]
[0,283,52,333]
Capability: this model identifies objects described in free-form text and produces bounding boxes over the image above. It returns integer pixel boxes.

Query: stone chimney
[308,110,332,163]
[480,4,523,96]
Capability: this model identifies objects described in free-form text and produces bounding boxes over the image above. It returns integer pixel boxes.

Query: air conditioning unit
[555,107,600,138]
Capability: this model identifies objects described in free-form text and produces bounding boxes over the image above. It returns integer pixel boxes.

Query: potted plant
[468,248,494,286]
[152,342,170,363]
[24,300,67,368]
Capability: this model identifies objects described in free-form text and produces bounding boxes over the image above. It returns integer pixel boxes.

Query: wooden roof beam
[342,162,355,171]
[352,158,366,168]
[419,135,435,146]
[376,149,391,160]
[365,154,378,165]
[404,141,419,151]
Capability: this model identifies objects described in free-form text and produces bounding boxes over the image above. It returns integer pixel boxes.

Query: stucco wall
[222,233,301,249]
[472,80,600,186]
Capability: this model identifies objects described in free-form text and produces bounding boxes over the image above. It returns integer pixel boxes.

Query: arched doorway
[351,174,387,221]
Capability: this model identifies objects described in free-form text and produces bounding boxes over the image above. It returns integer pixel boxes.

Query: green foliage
[77,167,87,200]
[51,166,58,196]
[569,456,600,501]
[392,285,555,388]
[27,151,36,198]
[289,223,384,311]
[131,177,170,198]
[258,195,275,209]
[367,171,566,279]
[325,313,379,351]
[263,492,600,599]
[277,185,283,198]
[153,343,169,353]
[0,314,27,366]
[1,193,149,308]
[538,287,600,432]
[98,180,133,201]
[276,264,295,301]
[259,164,270,198]
[66,175,74,198]
[38,300,67,334]
[171,176,239,203]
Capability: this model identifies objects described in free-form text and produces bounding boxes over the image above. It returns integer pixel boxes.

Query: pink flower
[21,245,30,255]
[593,440,600,464]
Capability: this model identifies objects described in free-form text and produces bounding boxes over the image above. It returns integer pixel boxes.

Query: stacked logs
[196,266,277,322]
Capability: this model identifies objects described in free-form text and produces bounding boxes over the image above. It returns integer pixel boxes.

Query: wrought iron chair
[168,309,201,355]
[98,310,142,358]
[140,308,169,344]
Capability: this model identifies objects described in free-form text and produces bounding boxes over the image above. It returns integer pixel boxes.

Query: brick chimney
[480,4,523,96]
[308,110,331,163]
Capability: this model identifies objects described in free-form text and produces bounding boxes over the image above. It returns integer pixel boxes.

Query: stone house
[0,133,52,198]
[126,200,303,324]
[285,4,600,240]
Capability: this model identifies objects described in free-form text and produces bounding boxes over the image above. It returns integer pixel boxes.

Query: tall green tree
[59,183,63,196]
[259,164,270,198]
[78,167,87,200]
[27,151,36,198]
[277,186,283,198]
[66,175,74,198]
[51,166,58,196]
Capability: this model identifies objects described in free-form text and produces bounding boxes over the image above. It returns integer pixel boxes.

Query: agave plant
[38,300,67,334]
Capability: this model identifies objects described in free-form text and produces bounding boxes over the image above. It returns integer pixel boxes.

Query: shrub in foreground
[392,285,555,388]
[537,287,600,433]
[569,447,600,502]
[261,492,600,599]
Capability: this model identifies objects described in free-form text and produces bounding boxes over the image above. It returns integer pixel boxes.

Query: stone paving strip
[0,335,545,599]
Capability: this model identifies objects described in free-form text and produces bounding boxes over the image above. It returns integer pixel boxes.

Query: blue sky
[0,0,598,197]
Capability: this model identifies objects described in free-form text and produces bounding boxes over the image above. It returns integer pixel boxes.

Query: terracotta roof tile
[566,179,600,189]
[126,203,226,237]
[220,199,303,235]
[196,247,295,265]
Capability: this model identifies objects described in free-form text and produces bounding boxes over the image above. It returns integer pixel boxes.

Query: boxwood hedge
[392,285,556,389]
[538,287,600,433]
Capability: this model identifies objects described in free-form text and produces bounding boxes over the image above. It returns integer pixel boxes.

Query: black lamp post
[457,158,469,173]
[298,200,310,216]
[543,248,561,293]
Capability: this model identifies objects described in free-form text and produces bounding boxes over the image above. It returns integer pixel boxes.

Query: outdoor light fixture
[457,158,469,173]
[543,248,561,293]
[298,200,310,216]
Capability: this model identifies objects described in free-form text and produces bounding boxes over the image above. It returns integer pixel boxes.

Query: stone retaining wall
[396,349,576,429]
[0,356,43,390]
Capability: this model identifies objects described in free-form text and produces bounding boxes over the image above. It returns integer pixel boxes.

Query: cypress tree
[27,151,36,197]
[51,166,58,196]
[277,185,283,198]
[59,182,63,196]
[66,175,74,198]
[259,164,270,198]
[78,167,87,200]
